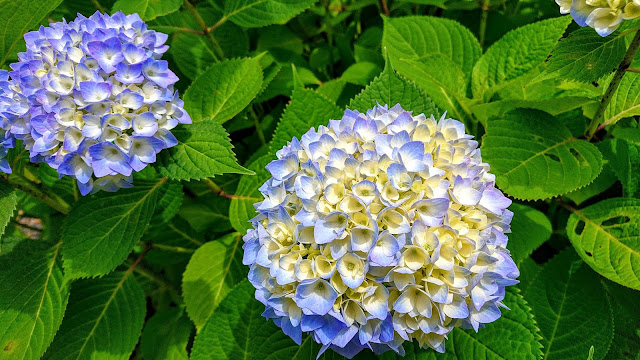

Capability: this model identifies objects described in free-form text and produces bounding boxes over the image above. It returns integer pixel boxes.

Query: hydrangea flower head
[561,0,640,36]
[243,104,519,357]
[2,11,190,194]
[0,70,17,174]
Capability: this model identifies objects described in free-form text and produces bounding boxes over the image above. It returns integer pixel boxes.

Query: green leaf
[471,96,595,126]
[605,281,640,359]
[219,0,316,28]
[61,179,166,278]
[565,164,617,205]
[567,197,640,290]
[341,62,383,86]
[191,280,305,360]
[152,181,184,224]
[140,308,193,360]
[182,233,247,330]
[603,73,640,127]
[0,0,63,67]
[354,27,383,66]
[392,54,471,121]
[156,120,252,180]
[349,62,440,118]
[472,16,571,100]
[112,0,181,21]
[0,179,17,238]
[184,57,263,123]
[143,217,204,266]
[270,88,343,153]
[0,242,69,360]
[508,203,552,265]
[523,250,614,360]
[542,27,626,83]
[517,257,541,293]
[481,109,603,200]
[380,289,542,360]
[43,271,146,360]
[178,193,231,233]
[257,25,303,54]
[229,155,272,233]
[600,137,640,198]
[383,16,481,76]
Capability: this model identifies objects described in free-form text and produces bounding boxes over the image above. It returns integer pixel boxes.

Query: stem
[142,242,195,254]
[207,17,228,33]
[250,107,267,145]
[5,173,71,215]
[586,30,640,139]
[183,0,225,61]
[90,0,105,13]
[380,0,390,16]
[627,67,640,74]
[204,178,260,200]
[125,245,150,276]
[479,0,490,48]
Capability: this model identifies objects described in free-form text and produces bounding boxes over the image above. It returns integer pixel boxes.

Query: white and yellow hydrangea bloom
[563,0,640,36]
[243,104,518,358]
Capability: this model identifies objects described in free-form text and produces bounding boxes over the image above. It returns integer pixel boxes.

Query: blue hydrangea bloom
[0,70,16,174]
[1,11,190,194]
[243,104,519,358]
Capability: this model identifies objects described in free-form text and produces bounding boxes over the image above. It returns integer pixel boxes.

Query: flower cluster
[0,71,16,174]
[0,11,190,194]
[243,104,519,357]
[557,0,640,36]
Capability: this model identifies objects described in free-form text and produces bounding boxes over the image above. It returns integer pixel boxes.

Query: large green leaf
[0,242,69,360]
[565,164,617,205]
[0,0,62,67]
[0,179,17,238]
[184,57,263,123]
[140,308,193,360]
[270,88,343,153]
[61,180,166,278]
[600,137,640,198]
[523,251,614,360]
[507,203,552,265]
[605,281,640,359]
[156,120,252,180]
[472,16,571,100]
[542,27,626,83]
[481,109,603,200]
[112,0,181,21]
[379,289,542,360]
[182,233,247,330]
[383,16,481,76]
[43,271,146,360]
[567,197,640,290]
[349,62,440,118]
[218,0,316,28]
[191,280,309,360]
[178,193,232,233]
[603,73,640,129]
[392,55,472,122]
[471,96,595,126]
[229,155,272,233]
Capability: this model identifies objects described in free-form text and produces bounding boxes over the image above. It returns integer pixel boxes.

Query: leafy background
[0,0,639,360]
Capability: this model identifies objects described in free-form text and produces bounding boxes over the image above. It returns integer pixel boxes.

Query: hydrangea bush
[0,1,639,360]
